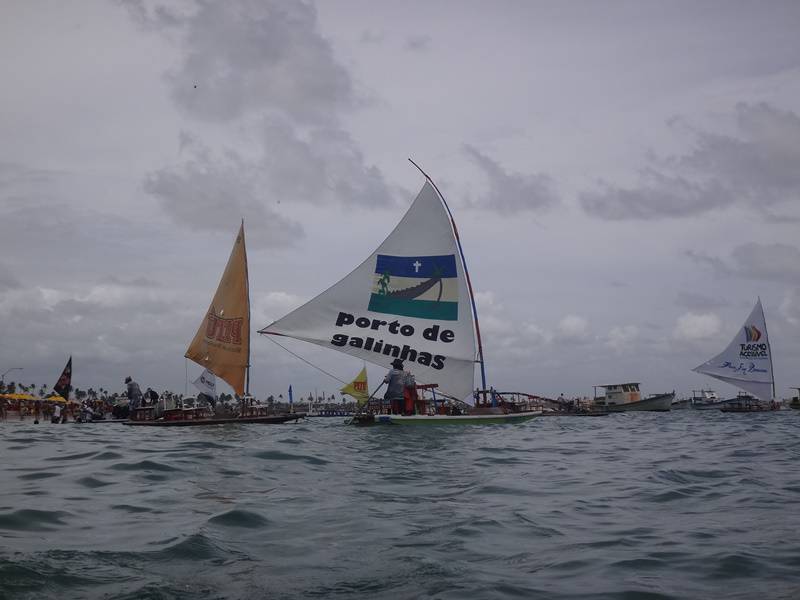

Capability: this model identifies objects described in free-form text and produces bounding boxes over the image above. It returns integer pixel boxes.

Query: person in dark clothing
[125,376,143,412]
[145,387,159,405]
[383,358,406,414]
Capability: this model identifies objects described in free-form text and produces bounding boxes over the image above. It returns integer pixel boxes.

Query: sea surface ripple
[2,412,800,599]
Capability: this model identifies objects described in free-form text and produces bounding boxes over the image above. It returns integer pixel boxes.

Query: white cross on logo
[412,260,422,273]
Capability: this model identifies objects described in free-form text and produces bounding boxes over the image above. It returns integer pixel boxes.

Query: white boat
[692,298,776,412]
[592,383,673,412]
[685,389,729,411]
[259,163,541,425]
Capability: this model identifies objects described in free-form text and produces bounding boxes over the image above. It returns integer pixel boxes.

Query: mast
[243,219,251,396]
[759,297,776,400]
[408,158,487,394]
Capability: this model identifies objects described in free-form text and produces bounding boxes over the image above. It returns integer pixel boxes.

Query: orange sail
[185,222,250,395]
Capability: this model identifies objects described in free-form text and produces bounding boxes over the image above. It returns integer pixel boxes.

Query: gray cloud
[145,118,395,232]
[130,1,396,227]
[128,0,353,125]
[581,103,800,220]
[580,170,729,220]
[462,145,559,213]
[675,291,729,311]
[0,162,62,190]
[259,118,396,207]
[675,103,800,204]
[687,242,800,283]
[99,275,162,288]
[0,263,20,291]
[144,145,304,247]
[404,34,431,52]
[359,30,385,45]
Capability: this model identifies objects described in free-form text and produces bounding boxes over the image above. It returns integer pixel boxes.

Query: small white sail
[260,182,477,401]
[192,368,217,398]
[693,298,774,401]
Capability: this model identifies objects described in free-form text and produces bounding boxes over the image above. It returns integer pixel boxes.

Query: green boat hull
[352,410,541,425]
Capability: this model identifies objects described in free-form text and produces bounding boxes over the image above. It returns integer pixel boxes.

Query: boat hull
[720,402,779,413]
[539,410,608,417]
[691,401,730,411]
[603,392,674,412]
[123,413,305,427]
[351,410,541,425]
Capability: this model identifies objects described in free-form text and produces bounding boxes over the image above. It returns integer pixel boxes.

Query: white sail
[192,368,217,398]
[692,298,774,401]
[260,182,477,401]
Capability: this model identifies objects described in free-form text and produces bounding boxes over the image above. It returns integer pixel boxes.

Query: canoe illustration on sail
[259,165,541,424]
[126,222,303,426]
[692,298,778,412]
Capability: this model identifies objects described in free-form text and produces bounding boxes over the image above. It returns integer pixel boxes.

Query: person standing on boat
[125,376,143,412]
[384,358,406,414]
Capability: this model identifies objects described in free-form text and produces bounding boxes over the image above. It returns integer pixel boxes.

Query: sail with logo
[692,298,775,402]
[259,181,477,402]
[185,222,251,396]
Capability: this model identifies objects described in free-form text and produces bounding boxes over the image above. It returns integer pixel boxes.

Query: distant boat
[692,298,777,413]
[592,383,673,412]
[259,165,541,425]
[678,389,728,411]
[125,223,303,427]
[671,390,719,410]
[788,388,800,410]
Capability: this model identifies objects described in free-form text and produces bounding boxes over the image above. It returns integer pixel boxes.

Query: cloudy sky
[2,0,799,401]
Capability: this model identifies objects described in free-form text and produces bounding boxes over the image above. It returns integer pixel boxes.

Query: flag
[340,366,369,406]
[368,254,459,320]
[192,368,216,397]
[52,356,72,401]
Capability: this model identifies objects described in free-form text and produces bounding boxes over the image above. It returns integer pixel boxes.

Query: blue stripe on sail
[375,254,457,278]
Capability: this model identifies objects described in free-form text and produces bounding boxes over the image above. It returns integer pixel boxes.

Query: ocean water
[1,412,799,600]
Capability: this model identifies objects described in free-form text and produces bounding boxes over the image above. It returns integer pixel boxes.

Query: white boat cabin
[691,389,719,404]
[594,383,641,406]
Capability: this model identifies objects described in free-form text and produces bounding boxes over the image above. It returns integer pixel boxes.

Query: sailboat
[259,164,542,425]
[692,298,779,412]
[125,222,304,427]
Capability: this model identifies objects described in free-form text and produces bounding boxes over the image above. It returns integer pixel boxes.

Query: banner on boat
[693,298,774,401]
[260,182,477,401]
[192,368,217,397]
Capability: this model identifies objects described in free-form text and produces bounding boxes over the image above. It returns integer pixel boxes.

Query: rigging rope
[264,335,347,385]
